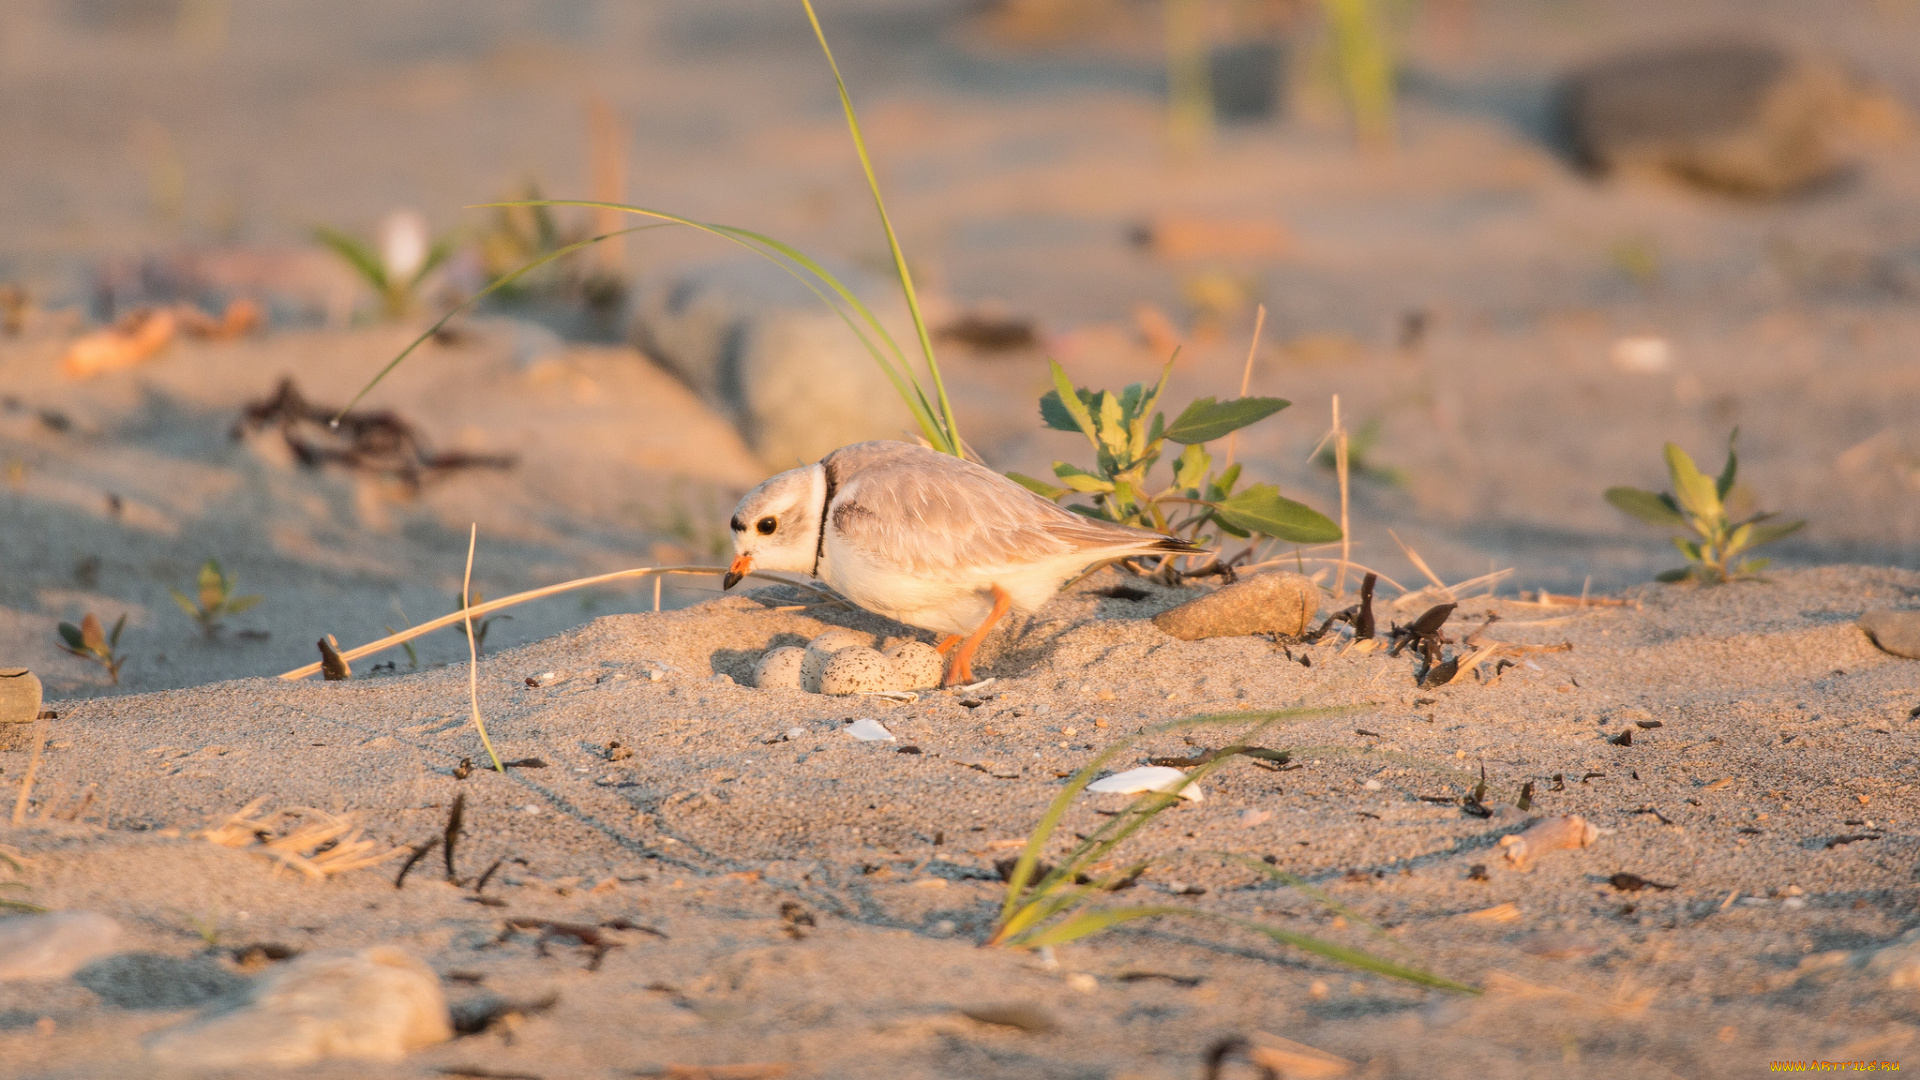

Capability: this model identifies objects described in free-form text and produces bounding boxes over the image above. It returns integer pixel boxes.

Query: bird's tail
[1150,535,1208,555]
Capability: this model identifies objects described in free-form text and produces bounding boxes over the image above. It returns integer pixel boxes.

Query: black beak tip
[722,570,744,590]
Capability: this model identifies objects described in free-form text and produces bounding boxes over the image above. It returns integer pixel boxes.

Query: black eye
[756,516,777,535]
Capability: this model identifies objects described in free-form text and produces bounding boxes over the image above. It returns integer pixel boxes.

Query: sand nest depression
[1,565,1918,1078]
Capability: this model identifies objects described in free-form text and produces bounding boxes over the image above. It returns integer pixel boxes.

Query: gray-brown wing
[826,441,1181,576]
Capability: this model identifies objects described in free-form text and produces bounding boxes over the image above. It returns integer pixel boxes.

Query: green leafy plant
[315,213,455,321]
[171,558,262,638]
[1314,416,1404,487]
[333,0,964,461]
[57,612,127,684]
[474,182,624,309]
[1008,359,1341,556]
[987,706,1476,993]
[0,846,44,913]
[1605,429,1805,583]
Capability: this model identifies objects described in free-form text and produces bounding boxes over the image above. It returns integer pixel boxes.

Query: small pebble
[819,647,903,696]
[753,647,807,691]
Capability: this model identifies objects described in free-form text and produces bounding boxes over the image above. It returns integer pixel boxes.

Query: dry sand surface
[3,567,1920,1078]
[3,1,1920,1076]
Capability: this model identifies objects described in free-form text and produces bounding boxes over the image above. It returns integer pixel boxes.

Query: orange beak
[723,552,752,590]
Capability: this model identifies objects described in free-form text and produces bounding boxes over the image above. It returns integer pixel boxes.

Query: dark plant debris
[444,793,466,883]
[394,837,441,890]
[1610,729,1634,746]
[1826,834,1884,848]
[1608,873,1676,892]
[232,378,515,491]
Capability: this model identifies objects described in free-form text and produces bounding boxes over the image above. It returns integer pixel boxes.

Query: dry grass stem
[462,524,505,774]
[1223,303,1264,470]
[9,716,48,826]
[201,798,407,880]
[278,564,828,680]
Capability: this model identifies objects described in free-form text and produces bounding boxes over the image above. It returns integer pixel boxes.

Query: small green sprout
[450,589,507,656]
[1313,417,1405,487]
[1605,429,1805,584]
[57,612,127,684]
[171,559,263,638]
[1008,359,1341,559]
[315,210,454,321]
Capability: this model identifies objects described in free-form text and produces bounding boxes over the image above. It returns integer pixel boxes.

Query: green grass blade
[334,223,669,422]
[313,225,388,291]
[1216,852,1405,952]
[493,199,951,451]
[800,0,960,456]
[1222,916,1478,993]
[1018,904,1194,948]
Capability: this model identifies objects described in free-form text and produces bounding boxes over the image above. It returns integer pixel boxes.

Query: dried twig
[9,716,48,826]
[461,526,505,774]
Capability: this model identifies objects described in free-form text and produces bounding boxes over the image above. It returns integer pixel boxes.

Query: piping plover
[723,440,1202,685]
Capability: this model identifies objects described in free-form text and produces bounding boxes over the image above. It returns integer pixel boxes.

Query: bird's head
[724,463,826,588]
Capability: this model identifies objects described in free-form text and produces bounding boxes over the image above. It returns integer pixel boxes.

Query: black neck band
[810,467,836,578]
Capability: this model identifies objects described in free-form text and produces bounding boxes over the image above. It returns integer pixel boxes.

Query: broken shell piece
[845,718,895,742]
[523,671,568,688]
[61,308,177,378]
[1087,766,1204,802]
[819,647,902,696]
[885,640,944,691]
[1498,815,1599,871]
[753,647,807,691]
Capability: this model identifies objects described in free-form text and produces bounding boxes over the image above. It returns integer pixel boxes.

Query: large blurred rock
[147,946,450,1066]
[1562,42,1901,197]
[631,260,916,469]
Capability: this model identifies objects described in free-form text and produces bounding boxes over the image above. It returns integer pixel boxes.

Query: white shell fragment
[886,641,945,691]
[1086,766,1205,802]
[845,718,896,742]
[819,647,902,696]
[753,647,807,690]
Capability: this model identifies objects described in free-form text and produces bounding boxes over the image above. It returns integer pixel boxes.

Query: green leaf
[57,622,84,650]
[108,613,127,649]
[1164,396,1290,445]
[1716,427,1740,500]
[169,588,202,620]
[1045,360,1099,445]
[1058,472,1116,494]
[313,225,388,291]
[1209,462,1243,500]
[1604,487,1686,528]
[1211,485,1343,543]
[1672,537,1702,561]
[1039,388,1091,434]
[1746,519,1805,548]
[1664,443,1721,524]
[1172,443,1211,491]
[1656,568,1692,583]
[224,595,263,616]
[1095,391,1127,457]
[1006,472,1069,500]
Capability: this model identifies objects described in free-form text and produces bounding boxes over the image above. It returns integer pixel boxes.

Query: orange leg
[934,634,961,655]
[945,585,1010,687]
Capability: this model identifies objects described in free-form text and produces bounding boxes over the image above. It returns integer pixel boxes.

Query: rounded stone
[1151,570,1320,640]
[819,647,903,696]
[885,641,945,691]
[802,629,873,692]
[752,647,807,691]
[0,669,41,724]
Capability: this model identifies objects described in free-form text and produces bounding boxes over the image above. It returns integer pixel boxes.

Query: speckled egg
[752,646,807,690]
[885,641,944,690]
[818,647,903,696]
[802,629,873,692]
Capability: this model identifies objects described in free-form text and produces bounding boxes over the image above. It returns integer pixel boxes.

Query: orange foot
[934,634,961,655]
[944,585,1010,688]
